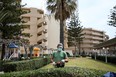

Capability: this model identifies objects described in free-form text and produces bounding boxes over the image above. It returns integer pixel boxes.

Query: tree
[68,12,84,56]
[0,0,24,60]
[0,9,12,23]
[0,0,24,39]
[108,5,116,27]
[47,0,77,50]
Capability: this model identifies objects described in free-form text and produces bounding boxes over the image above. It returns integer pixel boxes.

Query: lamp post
[102,47,105,56]
[93,49,96,60]
[103,47,108,63]
[105,47,109,63]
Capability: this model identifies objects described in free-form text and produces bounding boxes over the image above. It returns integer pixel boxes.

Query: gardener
[51,43,68,68]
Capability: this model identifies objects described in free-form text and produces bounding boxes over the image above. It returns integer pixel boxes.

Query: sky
[21,0,116,39]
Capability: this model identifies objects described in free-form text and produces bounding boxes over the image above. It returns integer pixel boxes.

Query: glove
[61,59,65,63]
[52,62,56,65]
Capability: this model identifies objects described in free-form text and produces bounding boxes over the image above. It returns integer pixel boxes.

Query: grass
[41,57,116,72]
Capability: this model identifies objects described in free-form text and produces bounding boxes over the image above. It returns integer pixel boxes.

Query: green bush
[0,60,3,71]
[107,56,116,64]
[0,67,107,77]
[91,55,116,64]
[3,57,51,72]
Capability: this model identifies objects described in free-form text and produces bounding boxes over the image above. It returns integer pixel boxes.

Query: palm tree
[47,0,77,49]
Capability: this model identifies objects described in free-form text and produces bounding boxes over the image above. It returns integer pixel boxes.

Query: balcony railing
[37,34,47,42]
[37,18,44,25]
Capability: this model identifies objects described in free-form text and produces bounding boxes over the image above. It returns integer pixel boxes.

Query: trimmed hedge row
[3,57,51,72]
[91,55,116,64]
[0,67,107,77]
[0,60,3,71]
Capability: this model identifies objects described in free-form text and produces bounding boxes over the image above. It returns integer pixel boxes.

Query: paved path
[41,57,116,72]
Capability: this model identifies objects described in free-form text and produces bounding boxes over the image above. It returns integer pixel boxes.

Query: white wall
[45,14,60,49]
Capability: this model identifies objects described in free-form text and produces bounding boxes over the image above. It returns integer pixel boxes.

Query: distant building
[81,28,109,52]
[67,28,109,53]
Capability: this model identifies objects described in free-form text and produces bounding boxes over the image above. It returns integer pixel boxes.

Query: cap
[57,43,63,48]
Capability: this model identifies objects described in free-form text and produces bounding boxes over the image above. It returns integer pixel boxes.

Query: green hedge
[0,67,107,77]
[3,57,51,72]
[91,55,116,64]
[0,60,3,71]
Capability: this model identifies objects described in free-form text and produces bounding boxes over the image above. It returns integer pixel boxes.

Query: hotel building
[21,8,68,50]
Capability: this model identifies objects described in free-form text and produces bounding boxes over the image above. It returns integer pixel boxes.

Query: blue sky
[21,0,116,39]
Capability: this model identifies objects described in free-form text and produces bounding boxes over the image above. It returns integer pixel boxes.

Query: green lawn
[41,57,116,72]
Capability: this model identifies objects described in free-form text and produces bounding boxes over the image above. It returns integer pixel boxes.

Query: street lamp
[93,49,96,60]
[102,47,108,63]
[106,47,109,63]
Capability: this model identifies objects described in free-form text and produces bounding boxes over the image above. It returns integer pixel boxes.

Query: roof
[94,37,116,48]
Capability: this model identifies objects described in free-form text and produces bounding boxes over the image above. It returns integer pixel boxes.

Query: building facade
[21,8,68,50]
[81,28,109,52]
[21,8,45,45]
[67,28,109,53]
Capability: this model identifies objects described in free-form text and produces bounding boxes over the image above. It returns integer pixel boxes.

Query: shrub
[91,55,116,64]
[107,56,116,64]
[0,67,107,77]
[0,60,3,71]
[3,57,51,72]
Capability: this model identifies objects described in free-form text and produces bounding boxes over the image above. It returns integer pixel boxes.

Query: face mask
[57,48,62,51]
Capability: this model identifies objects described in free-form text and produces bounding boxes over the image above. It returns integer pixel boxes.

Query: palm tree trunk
[60,21,64,50]
[60,0,64,50]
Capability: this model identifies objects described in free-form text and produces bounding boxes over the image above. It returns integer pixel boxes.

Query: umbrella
[8,43,18,48]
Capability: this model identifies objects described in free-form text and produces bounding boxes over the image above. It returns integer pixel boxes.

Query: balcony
[43,37,47,42]
[37,34,47,42]
[37,18,45,25]
[21,13,31,17]
[43,21,47,25]
[83,40,92,43]
[81,45,93,48]
[38,26,44,32]
[43,29,47,33]
[23,21,30,25]
[92,37,103,40]
[84,35,92,39]
[23,29,30,33]
[92,41,100,44]
[38,35,43,41]
[92,32,104,36]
